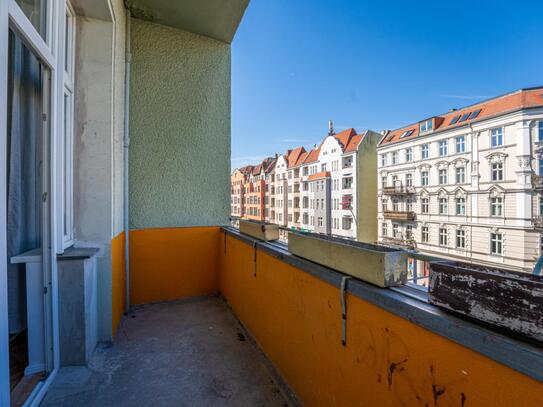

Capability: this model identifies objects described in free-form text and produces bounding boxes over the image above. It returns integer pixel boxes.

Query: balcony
[534,215,543,229]
[39,227,543,406]
[383,210,416,221]
[532,174,543,190]
[382,235,417,249]
[382,185,415,195]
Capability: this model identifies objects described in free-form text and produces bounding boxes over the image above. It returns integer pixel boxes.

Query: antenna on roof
[328,120,335,136]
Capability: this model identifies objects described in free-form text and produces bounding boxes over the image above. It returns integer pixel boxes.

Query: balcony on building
[382,182,415,196]
[383,209,416,221]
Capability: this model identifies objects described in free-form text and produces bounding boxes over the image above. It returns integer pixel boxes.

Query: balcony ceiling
[126,0,249,43]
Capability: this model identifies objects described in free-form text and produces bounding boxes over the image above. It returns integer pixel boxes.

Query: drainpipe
[123,11,132,313]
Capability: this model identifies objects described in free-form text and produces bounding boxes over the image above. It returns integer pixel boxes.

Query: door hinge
[44,286,48,295]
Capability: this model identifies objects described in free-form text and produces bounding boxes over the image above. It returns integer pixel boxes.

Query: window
[421,226,429,243]
[381,154,388,167]
[381,199,387,212]
[439,197,448,214]
[455,197,466,215]
[421,198,429,213]
[303,166,309,176]
[392,224,399,238]
[405,225,413,240]
[62,3,76,247]
[420,119,433,133]
[392,151,398,164]
[455,167,465,184]
[456,230,466,249]
[382,222,388,236]
[439,140,448,156]
[491,162,503,181]
[491,197,503,217]
[406,148,413,162]
[381,175,387,188]
[401,129,414,138]
[392,199,399,212]
[456,136,465,153]
[490,233,503,255]
[342,217,353,230]
[406,199,413,211]
[539,121,543,142]
[439,169,448,185]
[421,144,429,160]
[318,217,323,227]
[491,128,503,147]
[405,173,413,187]
[439,228,448,246]
[321,164,327,172]
[421,171,428,186]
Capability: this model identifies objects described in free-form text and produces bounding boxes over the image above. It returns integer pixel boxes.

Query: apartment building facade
[377,87,543,273]
[232,125,382,243]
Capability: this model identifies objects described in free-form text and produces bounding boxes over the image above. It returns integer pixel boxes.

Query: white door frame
[0,1,67,405]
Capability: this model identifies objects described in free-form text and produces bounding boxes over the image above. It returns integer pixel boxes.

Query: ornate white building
[376,87,543,273]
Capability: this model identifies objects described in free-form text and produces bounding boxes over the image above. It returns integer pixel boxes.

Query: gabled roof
[295,151,309,166]
[239,165,254,175]
[251,164,262,175]
[379,87,543,147]
[334,128,357,151]
[303,147,320,164]
[344,131,367,153]
[263,157,277,173]
[286,146,306,168]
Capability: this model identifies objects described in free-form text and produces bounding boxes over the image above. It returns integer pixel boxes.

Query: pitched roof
[251,164,262,175]
[263,157,277,173]
[303,147,320,164]
[334,128,357,151]
[239,165,253,175]
[286,146,306,168]
[379,87,543,147]
[344,131,367,153]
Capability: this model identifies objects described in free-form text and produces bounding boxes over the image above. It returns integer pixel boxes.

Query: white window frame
[455,135,465,153]
[490,197,503,217]
[439,169,448,185]
[421,198,429,214]
[406,147,412,162]
[491,162,504,181]
[421,171,428,186]
[455,167,465,184]
[439,197,448,215]
[456,229,466,249]
[421,226,429,243]
[419,119,433,133]
[439,228,448,246]
[490,232,503,255]
[491,127,503,147]
[1,0,76,403]
[421,144,429,160]
[455,197,466,215]
[439,140,448,156]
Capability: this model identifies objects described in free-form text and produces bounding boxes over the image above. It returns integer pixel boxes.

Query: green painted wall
[129,18,231,229]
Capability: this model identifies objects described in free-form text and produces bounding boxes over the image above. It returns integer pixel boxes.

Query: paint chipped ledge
[222,227,543,383]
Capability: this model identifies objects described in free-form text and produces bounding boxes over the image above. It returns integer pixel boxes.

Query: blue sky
[231,0,543,168]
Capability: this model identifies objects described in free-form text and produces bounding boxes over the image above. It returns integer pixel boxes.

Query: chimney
[328,120,335,136]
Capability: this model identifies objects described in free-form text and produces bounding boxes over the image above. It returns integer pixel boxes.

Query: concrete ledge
[222,227,543,383]
[57,247,100,261]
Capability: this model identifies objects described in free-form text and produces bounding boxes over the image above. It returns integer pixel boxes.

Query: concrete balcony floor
[41,298,291,406]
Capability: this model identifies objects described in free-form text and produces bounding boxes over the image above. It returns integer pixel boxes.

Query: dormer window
[419,119,433,133]
[400,129,414,138]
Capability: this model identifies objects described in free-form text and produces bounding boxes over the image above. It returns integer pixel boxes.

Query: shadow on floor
[41,297,291,407]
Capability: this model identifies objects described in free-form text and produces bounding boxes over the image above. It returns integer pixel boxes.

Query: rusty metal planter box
[429,262,543,342]
[288,231,407,287]
[239,220,279,241]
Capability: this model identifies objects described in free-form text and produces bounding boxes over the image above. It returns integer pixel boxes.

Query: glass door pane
[14,0,47,40]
